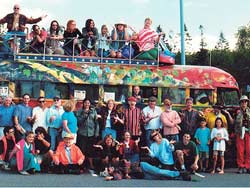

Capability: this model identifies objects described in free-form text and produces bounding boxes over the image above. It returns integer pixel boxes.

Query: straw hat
[115,21,127,28]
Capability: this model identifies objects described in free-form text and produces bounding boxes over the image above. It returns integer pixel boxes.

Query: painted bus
[0,52,239,111]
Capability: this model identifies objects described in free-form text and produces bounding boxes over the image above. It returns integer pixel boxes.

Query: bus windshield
[217,88,239,106]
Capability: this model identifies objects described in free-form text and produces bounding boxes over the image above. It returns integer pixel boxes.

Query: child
[194,117,210,172]
[210,117,229,174]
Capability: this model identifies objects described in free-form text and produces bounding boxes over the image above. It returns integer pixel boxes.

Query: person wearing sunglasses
[46,96,64,152]
[29,24,48,54]
[32,97,48,132]
[0,4,47,53]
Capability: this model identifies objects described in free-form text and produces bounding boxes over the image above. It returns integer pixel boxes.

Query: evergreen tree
[215,31,229,50]
[184,24,193,54]
[236,25,250,50]
[199,25,207,49]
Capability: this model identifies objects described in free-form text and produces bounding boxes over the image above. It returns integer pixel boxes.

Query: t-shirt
[211,127,229,151]
[175,140,198,162]
[194,127,210,152]
[34,134,51,154]
[62,111,77,134]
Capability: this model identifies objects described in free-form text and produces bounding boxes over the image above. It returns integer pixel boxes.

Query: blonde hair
[66,20,76,32]
[163,98,172,106]
[63,100,76,112]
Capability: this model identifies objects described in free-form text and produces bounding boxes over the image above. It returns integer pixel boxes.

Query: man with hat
[142,96,162,146]
[235,95,250,174]
[124,96,143,140]
[110,21,130,58]
[46,96,64,151]
[50,133,85,174]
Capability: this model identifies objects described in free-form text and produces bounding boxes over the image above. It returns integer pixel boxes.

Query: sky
[1,0,250,51]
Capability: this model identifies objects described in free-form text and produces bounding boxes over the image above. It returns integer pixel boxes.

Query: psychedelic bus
[0,51,239,111]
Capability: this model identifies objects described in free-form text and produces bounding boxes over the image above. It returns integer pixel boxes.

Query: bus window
[17,81,41,98]
[217,88,239,106]
[73,84,99,102]
[162,88,186,104]
[103,85,128,102]
[44,83,69,99]
[190,89,212,105]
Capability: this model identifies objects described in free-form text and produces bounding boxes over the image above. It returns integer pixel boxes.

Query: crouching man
[50,133,85,174]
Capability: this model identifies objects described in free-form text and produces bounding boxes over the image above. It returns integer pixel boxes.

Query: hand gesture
[135,137,140,145]
[169,140,176,144]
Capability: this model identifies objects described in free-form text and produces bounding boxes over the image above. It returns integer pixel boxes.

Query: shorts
[199,151,209,159]
[213,150,224,156]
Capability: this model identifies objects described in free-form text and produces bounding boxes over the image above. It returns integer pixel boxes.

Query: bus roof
[0,59,238,90]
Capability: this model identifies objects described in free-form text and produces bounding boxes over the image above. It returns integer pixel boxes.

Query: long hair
[66,20,75,32]
[85,19,94,32]
[49,20,60,35]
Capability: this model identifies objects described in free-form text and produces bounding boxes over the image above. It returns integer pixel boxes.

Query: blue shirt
[0,105,15,127]
[194,127,210,152]
[14,104,32,131]
[62,111,77,134]
[46,105,64,129]
[149,138,174,165]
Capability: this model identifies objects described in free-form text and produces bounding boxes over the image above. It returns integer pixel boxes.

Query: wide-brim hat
[239,95,249,102]
[63,133,74,139]
[115,21,127,28]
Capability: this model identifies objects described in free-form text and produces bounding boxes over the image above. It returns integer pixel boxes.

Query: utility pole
[180,0,186,65]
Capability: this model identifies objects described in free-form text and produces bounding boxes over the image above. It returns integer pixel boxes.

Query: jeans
[49,127,61,151]
[145,129,153,147]
[140,162,180,180]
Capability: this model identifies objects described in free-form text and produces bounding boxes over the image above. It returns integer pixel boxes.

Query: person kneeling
[50,133,85,174]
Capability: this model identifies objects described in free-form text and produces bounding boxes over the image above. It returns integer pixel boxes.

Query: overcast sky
[1,0,250,51]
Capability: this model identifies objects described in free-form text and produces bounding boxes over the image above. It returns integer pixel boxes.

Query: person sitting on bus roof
[97,24,111,58]
[63,20,83,56]
[0,4,46,53]
[110,21,129,58]
[45,20,64,55]
[29,25,48,54]
[81,19,98,57]
[135,18,164,60]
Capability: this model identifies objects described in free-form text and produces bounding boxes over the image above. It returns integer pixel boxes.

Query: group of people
[0,4,163,60]
[0,87,249,181]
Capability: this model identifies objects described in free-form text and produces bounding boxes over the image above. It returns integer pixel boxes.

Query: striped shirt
[124,107,142,136]
[137,28,158,51]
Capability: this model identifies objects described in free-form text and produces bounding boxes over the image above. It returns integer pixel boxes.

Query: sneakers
[180,171,192,181]
[19,171,30,175]
[100,169,109,177]
[237,168,243,174]
[89,169,98,177]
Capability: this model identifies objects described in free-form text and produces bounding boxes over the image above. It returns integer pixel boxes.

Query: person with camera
[29,24,47,53]
[235,95,250,174]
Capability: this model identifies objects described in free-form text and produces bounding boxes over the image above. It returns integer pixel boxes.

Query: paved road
[0,168,249,187]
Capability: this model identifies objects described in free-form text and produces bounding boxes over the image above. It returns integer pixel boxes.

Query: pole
[180,0,186,65]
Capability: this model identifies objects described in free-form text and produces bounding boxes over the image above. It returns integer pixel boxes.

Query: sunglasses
[9,131,15,134]
[14,7,20,10]
[54,99,60,102]
[39,100,45,103]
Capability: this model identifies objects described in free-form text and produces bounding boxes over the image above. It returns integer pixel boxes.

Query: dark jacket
[0,13,42,32]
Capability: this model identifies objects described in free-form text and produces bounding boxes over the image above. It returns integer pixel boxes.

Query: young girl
[210,117,229,174]
[97,24,111,57]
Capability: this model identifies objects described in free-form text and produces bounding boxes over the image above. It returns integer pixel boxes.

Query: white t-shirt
[142,106,162,130]
[32,106,48,131]
[211,127,229,151]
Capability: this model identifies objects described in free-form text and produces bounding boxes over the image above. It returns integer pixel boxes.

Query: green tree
[199,25,207,49]
[236,25,250,50]
[215,32,229,50]
[184,24,193,54]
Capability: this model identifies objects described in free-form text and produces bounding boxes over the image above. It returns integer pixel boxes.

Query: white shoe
[19,171,30,175]
[89,169,98,177]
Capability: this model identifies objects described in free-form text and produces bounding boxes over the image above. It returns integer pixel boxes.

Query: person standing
[160,98,181,142]
[0,4,46,52]
[142,96,162,146]
[179,97,199,140]
[32,96,48,132]
[75,98,99,174]
[46,96,64,151]
[14,94,34,139]
[0,96,15,138]
[234,95,250,174]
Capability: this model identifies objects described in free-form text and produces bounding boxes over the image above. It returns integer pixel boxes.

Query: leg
[219,155,224,174]
[211,153,217,174]
[236,134,245,168]
[140,162,180,179]
[175,150,185,170]
[244,133,250,169]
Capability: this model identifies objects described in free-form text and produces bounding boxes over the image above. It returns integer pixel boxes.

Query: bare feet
[210,170,215,174]
[218,170,224,174]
